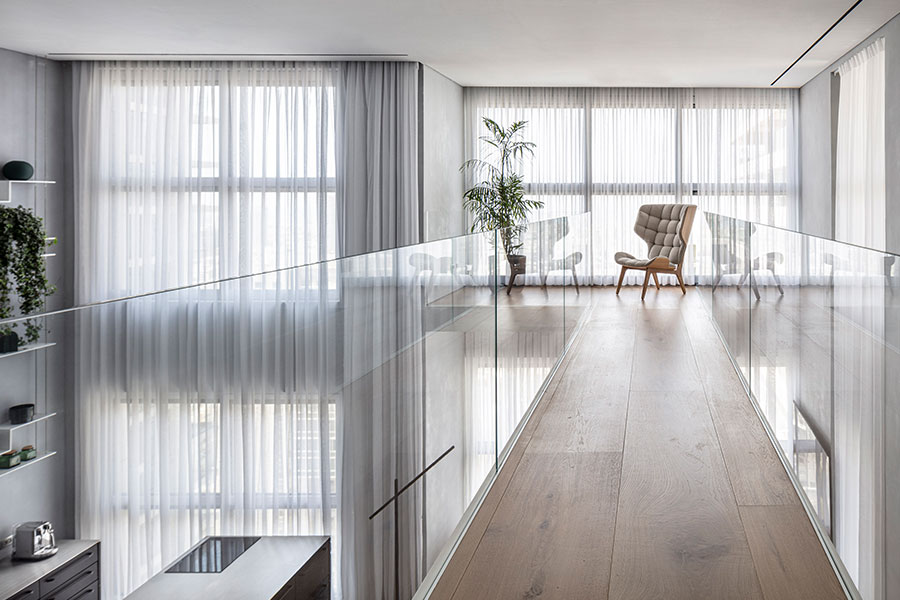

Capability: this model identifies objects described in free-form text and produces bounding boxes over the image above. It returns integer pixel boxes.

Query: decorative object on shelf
[0,449,20,468]
[9,403,35,424]
[0,329,18,353]
[18,445,37,461]
[0,205,56,345]
[2,160,34,181]
[462,118,543,294]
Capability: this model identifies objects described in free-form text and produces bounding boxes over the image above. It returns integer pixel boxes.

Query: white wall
[0,47,73,545]
[421,66,465,242]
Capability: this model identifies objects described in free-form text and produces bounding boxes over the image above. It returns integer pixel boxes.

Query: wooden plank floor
[430,287,845,600]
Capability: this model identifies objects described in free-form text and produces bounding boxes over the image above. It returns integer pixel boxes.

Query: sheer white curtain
[591,88,686,284]
[72,60,426,600]
[72,61,343,599]
[831,39,888,599]
[338,62,420,256]
[465,88,586,221]
[684,88,800,283]
[463,87,799,285]
[835,38,886,251]
[72,61,338,303]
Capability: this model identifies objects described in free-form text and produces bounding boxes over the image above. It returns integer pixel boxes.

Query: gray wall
[0,47,74,548]
[421,66,465,242]
[799,12,900,253]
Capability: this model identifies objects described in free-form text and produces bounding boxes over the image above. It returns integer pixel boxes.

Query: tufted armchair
[614,204,697,300]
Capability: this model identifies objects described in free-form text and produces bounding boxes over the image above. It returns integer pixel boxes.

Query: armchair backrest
[633,204,697,266]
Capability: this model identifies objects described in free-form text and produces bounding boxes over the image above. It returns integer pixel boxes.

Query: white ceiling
[0,0,897,87]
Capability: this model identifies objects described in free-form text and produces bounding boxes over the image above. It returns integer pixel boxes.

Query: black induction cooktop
[166,537,261,573]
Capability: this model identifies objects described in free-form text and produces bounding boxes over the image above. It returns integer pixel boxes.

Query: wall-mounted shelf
[0,451,57,478]
[0,179,56,204]
[0,342,56,360]
[0,412,57,434]
[0,412,57,454]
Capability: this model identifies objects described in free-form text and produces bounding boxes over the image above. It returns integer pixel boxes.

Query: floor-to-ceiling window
[465,87,799,284]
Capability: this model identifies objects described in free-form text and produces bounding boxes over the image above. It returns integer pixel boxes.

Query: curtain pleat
[337,62,420,257]
[835,38,886,251]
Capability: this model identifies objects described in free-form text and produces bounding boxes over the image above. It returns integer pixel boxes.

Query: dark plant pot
[9,403,35,425]
[0,331,19,354]
[507,254,527,274]
[2,160,34,181]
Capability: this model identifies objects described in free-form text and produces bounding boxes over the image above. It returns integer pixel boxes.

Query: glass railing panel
[701,210,900,600]
[1,216,587,600]
[704,213,752,384]
[494,217,568,462]
[564,212,593,343]
[418,231,496,576]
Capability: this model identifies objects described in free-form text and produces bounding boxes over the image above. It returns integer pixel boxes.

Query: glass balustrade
[699,212,899,600]
[0,214,589,600]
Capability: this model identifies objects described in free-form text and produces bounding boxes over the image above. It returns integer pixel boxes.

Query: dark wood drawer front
[55,585,97,600]
[42,566,99,600]
[8,583,38,600]
[294,543,330,600]
[39,549,99,598]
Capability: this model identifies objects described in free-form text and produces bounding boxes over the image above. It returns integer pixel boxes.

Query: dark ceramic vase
[2,161,34,181]
[0,331,20,354]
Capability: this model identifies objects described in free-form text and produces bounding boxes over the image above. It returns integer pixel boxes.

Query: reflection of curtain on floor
[338,249,425,599]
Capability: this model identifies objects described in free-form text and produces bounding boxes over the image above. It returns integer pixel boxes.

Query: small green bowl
[0,452,21,469]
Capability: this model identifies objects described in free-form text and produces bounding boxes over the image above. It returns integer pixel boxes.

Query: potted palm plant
[462,118,543,291]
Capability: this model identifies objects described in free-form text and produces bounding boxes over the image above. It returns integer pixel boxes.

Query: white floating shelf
[0,451,58,479]
[0,179,56,203]
[0,342,56,360]
[0,413,57,453]
[0,412,57,433]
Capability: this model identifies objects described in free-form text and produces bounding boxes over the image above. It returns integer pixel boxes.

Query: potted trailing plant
[462,118,543,292]
[0,205,56,352]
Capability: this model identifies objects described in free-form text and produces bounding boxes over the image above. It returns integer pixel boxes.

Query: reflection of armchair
[539,217,582,293]
[706,214,784,300]
[824,253,897,296]
[615,204,697,300]
[739,252,785,298]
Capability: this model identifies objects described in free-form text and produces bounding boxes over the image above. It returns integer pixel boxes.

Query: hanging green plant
[0,205,56,347]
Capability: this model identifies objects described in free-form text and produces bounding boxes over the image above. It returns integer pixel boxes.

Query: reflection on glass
[794,404,831,538]
[699,210,897,600]
[0,215,586,600]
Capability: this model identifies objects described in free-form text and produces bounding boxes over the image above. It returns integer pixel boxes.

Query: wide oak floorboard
[434,288,845,600]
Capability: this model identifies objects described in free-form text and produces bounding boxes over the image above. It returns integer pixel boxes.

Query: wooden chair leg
[571,268,580,294]
[651,272,660,290]
[641,270,651,301]
[675,271,686,294]
[615,266,627,295]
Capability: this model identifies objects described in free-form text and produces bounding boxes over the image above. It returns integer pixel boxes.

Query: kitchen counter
[125,536,330,600]
[0,540,99,600]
